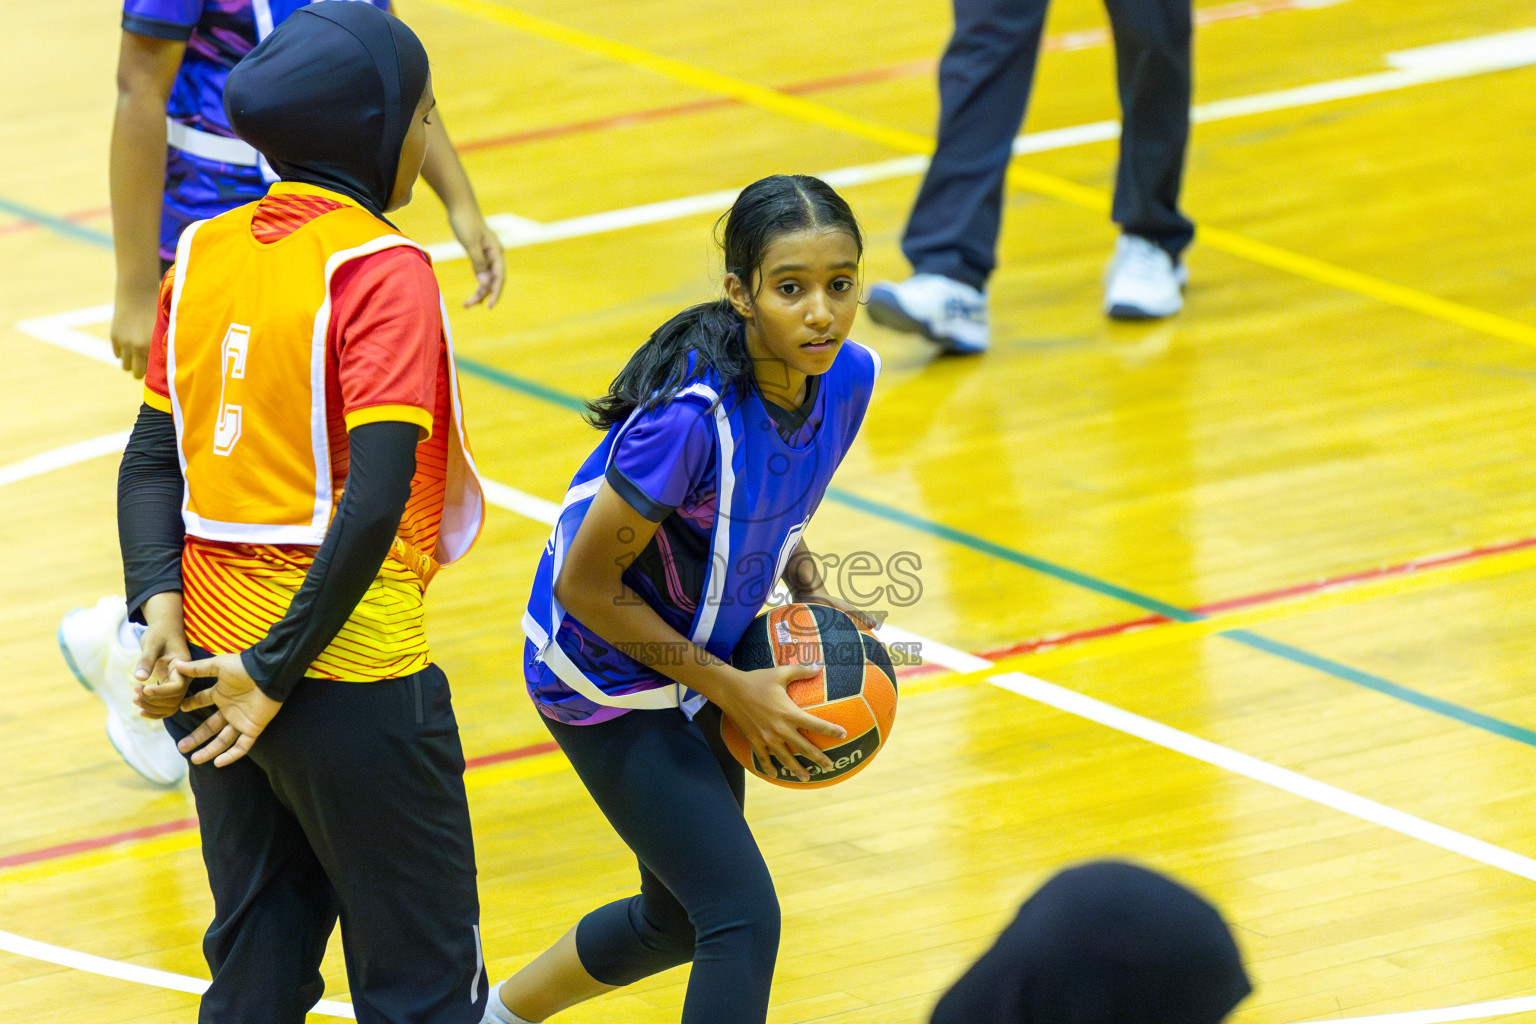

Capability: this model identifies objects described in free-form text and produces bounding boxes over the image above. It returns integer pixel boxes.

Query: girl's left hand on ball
[727,664,845,782]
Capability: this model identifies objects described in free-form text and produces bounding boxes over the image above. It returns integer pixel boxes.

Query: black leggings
[545,704,780,1024]
[168,657,484,1024]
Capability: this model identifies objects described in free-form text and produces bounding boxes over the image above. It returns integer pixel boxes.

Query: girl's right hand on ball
[727,664,846,782]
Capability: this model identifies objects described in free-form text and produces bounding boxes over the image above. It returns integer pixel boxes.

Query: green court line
[0,195,112,247]
[455,357,1536,749]
[40,211,1532,748]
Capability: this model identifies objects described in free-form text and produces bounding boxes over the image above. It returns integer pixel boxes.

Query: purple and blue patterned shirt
[522,342,878,726]
[121,0,388,259]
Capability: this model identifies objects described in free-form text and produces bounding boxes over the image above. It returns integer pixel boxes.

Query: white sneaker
[480,981,530,1024]
[1103,235,1186,320]
[865,274,990,354]
[58,597,186,787]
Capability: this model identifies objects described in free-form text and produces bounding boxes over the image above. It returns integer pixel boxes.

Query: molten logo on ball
[723,603,898,790]
[750,728,880,783]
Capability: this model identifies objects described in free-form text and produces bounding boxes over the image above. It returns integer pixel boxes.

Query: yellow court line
[1198,224,1536,349]
[0,751,573,887]
[416,0,933,154]
[0,832,202,888]
[464,750,570,789]
[419,0,1536,351]
[9,541,1535,884]
[902,540,1536,697]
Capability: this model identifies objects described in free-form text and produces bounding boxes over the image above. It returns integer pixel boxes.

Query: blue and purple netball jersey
[120,0,387,259]
[522,342,880,726]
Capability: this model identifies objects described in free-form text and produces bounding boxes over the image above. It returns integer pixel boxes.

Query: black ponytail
[586,173,864,430]
[585,299,748,428]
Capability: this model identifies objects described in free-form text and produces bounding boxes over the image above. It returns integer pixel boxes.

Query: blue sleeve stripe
[121,13,196,40]
[605,464,675,523]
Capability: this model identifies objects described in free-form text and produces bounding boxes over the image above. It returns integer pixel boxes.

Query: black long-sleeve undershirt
[118,405,186,618]
[117,404,419,703]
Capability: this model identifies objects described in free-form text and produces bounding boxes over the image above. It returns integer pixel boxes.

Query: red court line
[457,0,1333,155]
[0,741,563,874]
[452,62,948,154]
[466,739,560,767]
[0,206,110,239]
[896,534,1536,679]
[25,493,1495,877]
[384,0,1324,157]
[455,19,1076,153]
[1193,535,1536,614]
[0,817,198,871]
[11,0,1332,233]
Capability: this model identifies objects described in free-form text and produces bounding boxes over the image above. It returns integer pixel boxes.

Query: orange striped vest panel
[164,189,483,682]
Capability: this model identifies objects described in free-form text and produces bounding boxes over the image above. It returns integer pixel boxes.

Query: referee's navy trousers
[904,0,1194,290]
[168,655,485,1024]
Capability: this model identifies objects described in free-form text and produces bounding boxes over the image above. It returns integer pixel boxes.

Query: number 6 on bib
[213,323,250,456]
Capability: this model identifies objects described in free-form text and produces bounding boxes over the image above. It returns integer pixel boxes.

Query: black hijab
[931,862,1252,1024]
[224,1,429,215]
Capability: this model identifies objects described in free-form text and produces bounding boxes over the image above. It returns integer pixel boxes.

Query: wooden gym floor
[2,0,1535,1020]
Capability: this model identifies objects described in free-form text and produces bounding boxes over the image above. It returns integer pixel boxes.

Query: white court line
[0,929,359,1019]
[876,623,992,673]
[5,445,1535,1014]
[18,26,1536,350]
[9,24,1536,1017]
[479,476,560,525]
[1302,997,1536,1024]
[1387,27,1536,73]
[417,28,1536,261]
[990,672,1536,882]
[0,431,130,488]
[0,432,983,681]
[15,304,118,367]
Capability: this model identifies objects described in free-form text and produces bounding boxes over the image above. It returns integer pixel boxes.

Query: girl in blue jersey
[488,175,880,1024]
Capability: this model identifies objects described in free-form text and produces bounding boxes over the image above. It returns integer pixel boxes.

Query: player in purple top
[523,360,839,728]
[492,175,880,1024]
[109,0,504,380]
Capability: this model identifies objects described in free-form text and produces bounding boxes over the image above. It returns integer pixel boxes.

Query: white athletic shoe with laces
[1103,234,1187,320]
[865,273,990,354]
[58,596,186,787]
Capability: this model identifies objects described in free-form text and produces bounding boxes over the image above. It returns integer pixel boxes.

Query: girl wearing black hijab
[931,861,1252,1024]
[122,5,488,1021]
